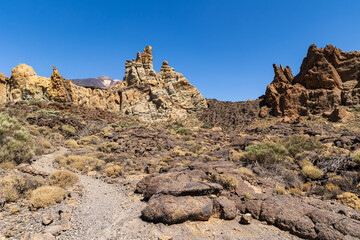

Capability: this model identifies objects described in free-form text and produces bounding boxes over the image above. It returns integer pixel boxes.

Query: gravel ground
[30,148,300,240]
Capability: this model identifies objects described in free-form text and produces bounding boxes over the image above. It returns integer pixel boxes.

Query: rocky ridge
[265,44,360,121]
[0,46,207,122]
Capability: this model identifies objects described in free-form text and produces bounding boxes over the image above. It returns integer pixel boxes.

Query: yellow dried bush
[49,170,79,188]
[30,186,66,209]
[104,166,123,178]
[337,192,360,210]
[64,139,79,148]
[56,155,105,172]
[274,186,286,195]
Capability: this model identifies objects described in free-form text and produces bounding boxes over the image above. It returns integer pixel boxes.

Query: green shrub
[62,125,76,136]
[301,165,323,180]
[0,113,34,164]
[280,135,321,157]
[245,142,289,164]
[36,109,60,117]
[176,128,192,136]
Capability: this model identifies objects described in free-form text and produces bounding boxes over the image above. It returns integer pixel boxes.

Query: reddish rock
[329,107,355,122]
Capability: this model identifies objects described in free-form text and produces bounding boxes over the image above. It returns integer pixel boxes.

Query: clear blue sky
[1,0,360,101]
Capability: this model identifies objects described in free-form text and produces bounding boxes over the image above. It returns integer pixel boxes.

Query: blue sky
[1,0,360,101]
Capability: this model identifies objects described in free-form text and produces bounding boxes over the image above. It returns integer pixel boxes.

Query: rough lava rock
[265,44,360,120]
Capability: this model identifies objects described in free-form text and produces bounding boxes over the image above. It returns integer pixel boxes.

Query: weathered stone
[41,215,54,226]
[45,225,63,236]
[141,195,213,224]
[240,213,252,224]
[329,107,355,122]
[213,196,237,220]
[137,170,222,200]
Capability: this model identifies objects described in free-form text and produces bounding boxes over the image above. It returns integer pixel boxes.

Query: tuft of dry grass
[49,170,79,188]
[274,186,286,195]
[64,139,79,148]
[56,155,105,172]
[30,186,66,209]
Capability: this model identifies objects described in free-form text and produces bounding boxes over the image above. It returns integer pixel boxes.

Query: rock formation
[265,44,360,120]
[0,46,207,122]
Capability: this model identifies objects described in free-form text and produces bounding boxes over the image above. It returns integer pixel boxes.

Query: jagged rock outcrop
[1,46,207,122]
[265,44,360,120]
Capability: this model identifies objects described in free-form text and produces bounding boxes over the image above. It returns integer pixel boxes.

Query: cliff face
[0,46,207,122]
[265,44,360,120]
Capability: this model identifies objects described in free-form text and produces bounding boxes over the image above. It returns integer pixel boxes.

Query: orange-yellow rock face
[2,46,207,122]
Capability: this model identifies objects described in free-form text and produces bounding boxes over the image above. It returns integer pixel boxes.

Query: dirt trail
[32,148,300,240]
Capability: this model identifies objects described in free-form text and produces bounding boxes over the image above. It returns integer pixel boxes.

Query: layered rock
[265,44,360,119]
[1,46,207,122]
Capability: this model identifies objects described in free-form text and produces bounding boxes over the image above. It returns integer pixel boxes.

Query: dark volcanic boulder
[141,195,213,224]
[136,170,222,200]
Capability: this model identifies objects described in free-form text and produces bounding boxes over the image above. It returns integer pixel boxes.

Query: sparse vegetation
[0,113,34,165]
[30,186,66,209]
[104,166,123,178]
[56,155,105,172]
[245,142,289,164]
[301,165,323,180]
[49,170,79,188]
[337,192,360,210]
[274,186,286,195]
[62,124,76,136]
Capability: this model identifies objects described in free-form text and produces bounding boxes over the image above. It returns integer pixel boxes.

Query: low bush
[56,155,105,172]
[337,192,360,210]
[49,170,79,188]
[301,182,312,192]
[280,135,321,157]
[0,113,34,165]
[288,187,302,195]
[30,186,66,209]
[78,135,100,145]
[301,165,323,180]
[0,173,46,202]
[245,142,289,164]
[210,173,238,192]
[104,166,123,178]
[97,142,119,153]
[62,125,76,136]
[64,139,79,148]
[175,128,192,136]
[274,186,286,195]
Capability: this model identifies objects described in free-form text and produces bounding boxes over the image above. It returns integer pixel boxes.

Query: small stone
[61,218,71,231]
[30,234,44,240]
[158,235,172,240]
[45,225,63,236]
[240,213,252,224]
[42,215,54,226]
[42,233,55,240]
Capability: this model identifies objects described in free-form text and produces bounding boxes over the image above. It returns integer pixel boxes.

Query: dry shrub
[274,186,286,195]
[210,173,238,192]
[299,159,312,168]
[0,173,45,202]
[56,155,105,172]
[237,167,254,176]
[288,188,302,195]
[49,170,79,188]
[243,192,253,201]
[41,140,52,149]
[64,139,79,148]
[97,142,119,153]
[301,182,312,192]
[78,135,100,145]
[9,205,20,215]
[337,192,360,210]
[301,165,323,180]
[230,149,245,161]
[104,166,123,178]
[30,186,66,209]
